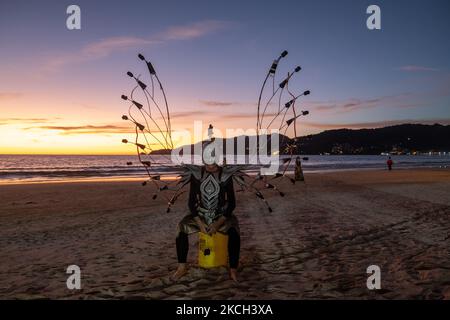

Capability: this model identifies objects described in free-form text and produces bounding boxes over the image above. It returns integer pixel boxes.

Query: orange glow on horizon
[0,95,322,155]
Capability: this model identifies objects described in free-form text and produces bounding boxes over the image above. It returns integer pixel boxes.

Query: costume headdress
[121,51,311,212]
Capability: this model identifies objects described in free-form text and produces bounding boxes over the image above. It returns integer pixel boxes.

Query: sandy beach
[0,169,449,300]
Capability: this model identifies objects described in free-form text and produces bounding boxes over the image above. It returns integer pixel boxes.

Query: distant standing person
[295,156,305,181]
[387,156,393,171]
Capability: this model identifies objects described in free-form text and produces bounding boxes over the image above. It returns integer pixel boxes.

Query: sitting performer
[172,161,241,282]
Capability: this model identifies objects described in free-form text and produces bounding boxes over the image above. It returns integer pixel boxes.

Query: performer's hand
[209,216,226,235]
[198,221,208,234]
[200,224,208,234]
[207,224,217,235]
[194,216,208,234]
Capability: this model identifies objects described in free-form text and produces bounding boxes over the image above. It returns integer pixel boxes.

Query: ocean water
[0,154,449,183]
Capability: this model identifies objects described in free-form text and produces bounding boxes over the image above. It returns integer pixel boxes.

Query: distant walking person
[387,156,393,171]
[295,156,305,181]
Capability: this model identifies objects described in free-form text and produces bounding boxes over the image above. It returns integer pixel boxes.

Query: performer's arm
[223,178,236,217]
[188,177,199,216]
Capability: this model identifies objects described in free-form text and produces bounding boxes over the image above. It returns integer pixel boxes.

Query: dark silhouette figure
[387,156,393,171]
[295,156,305,181]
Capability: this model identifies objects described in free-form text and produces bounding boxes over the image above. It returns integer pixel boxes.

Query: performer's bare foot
[171,264,188,281]
[229,268,238,282]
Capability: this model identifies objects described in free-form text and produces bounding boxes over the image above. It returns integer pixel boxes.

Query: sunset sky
[1,0,450,154]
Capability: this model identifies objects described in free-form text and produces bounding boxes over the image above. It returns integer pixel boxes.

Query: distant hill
[297,124,450,155]
[150,124,450,156]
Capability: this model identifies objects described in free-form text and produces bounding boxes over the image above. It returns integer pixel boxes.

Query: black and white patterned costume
[177,165,240,235]
[175,165,241,268]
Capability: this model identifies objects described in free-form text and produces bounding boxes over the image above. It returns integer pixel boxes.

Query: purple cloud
[303,119,450,130]
[42,20,235,72]
[0,92,22,100]
[398,65,438,72]
[310,93,414,113]
[200,100,234,107]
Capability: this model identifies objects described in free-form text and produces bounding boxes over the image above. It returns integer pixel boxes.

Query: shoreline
[0,166,448,186]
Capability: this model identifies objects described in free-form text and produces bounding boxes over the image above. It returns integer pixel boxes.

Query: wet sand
[0,169,449,299]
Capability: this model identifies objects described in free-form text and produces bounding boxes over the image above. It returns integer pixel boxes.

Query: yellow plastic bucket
[198,232,228,268]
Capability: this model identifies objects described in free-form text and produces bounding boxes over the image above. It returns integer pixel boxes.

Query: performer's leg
[176,231,189,263]
[227,227,240,268]
[227,227,240,281]
[172,215,198,280]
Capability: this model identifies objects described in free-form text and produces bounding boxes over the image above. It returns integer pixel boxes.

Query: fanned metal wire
[121,51,311,213]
